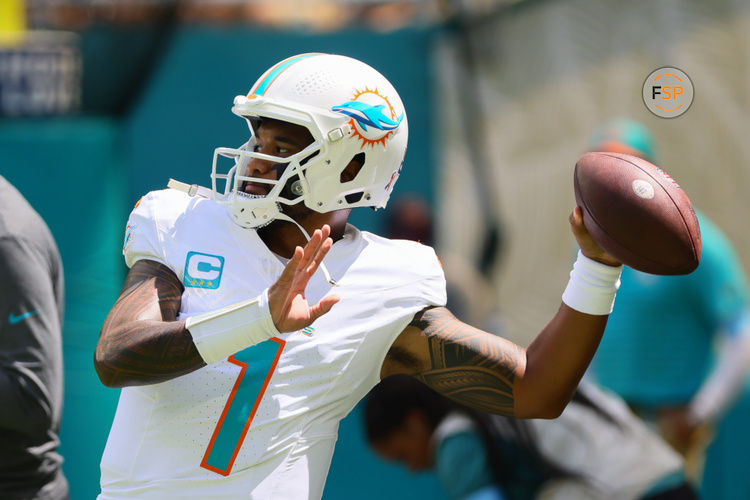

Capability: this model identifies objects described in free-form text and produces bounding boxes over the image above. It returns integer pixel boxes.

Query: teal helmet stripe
[251,53,321,96]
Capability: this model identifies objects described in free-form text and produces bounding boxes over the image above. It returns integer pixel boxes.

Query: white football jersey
[100,189,446,499]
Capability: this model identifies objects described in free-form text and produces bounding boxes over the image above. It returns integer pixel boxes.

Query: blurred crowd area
[21,0,515,31]
[1,0,520,116]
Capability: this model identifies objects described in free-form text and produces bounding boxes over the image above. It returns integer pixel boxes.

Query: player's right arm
[94,259,205,388]
[95,225,338,388]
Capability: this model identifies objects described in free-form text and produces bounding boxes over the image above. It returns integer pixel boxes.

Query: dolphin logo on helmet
[332,101,404,132]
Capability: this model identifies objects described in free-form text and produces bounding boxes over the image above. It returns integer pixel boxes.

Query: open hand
[268,225,340,332]
[657,406,702,455]
[569,207,621,267]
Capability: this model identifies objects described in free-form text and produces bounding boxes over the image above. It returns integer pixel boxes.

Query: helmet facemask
[211,120,323,229]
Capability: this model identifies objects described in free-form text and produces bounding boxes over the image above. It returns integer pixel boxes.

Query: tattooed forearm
[95,260,206,388]
[405,307,525,416]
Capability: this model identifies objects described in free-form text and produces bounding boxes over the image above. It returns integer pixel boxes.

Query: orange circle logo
[642,67,693,118]
[332,88,404,148]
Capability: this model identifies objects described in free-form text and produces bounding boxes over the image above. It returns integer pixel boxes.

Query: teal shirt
[593,214,749,406]
[436,431,500,500]
[435,424,551,500]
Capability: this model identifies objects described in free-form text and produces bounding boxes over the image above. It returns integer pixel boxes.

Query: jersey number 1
[200,337,286,476]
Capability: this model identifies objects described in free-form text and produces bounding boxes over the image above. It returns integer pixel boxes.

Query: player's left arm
[381,208,619,419]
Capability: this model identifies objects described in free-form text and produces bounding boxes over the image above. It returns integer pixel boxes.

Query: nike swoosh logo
[9,310,39,325]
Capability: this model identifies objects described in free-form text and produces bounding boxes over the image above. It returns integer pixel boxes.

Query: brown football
[573,152,701,275]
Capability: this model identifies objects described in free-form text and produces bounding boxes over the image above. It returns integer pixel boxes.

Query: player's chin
[279,200,312,218]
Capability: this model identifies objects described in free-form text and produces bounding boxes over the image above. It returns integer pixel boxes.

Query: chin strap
[167,178,338,286]
[273,211,338,286]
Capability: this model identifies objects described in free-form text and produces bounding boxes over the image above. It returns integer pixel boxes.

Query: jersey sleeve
[0,237,62,436]
[692,215,750,336]
[122,192,169,269]
[412,244,448,307]
[343,235,448,405]
[366,234,447,308]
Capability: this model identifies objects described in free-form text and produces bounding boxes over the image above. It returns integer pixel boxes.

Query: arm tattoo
[409,307,524,416]
[95,260,206,387]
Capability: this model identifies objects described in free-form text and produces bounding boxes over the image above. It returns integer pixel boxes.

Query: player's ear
[340,153,365,183]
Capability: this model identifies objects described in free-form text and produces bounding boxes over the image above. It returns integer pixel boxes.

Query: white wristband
[562,250,623,315]
[185,288,280,364]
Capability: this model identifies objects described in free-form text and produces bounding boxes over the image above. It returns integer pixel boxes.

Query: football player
[590,119,750,487]
[94,53,622,499]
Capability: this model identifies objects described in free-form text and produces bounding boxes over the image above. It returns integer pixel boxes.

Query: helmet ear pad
[278,149,320,201]
[340,153,367,204]
[340,152,366,183]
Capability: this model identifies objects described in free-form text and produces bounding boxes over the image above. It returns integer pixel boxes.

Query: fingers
[569,206,593,242]
[310,236,333,274]
[296,225,333,278]
[308,294,340,322]
[276,245,305,285]
[296,228,321,269]
[569,206,584,230]
[570,206,593,246]
[569,206,622,267]
[277,225,333,285]
[269,225,338,331]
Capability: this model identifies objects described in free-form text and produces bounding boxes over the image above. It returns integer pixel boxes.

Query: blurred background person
[0,176,68,500]
[365,374,696,500]
[589,119,750,491]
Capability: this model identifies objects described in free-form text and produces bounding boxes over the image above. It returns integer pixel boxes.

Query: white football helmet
[210,53,409,229]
